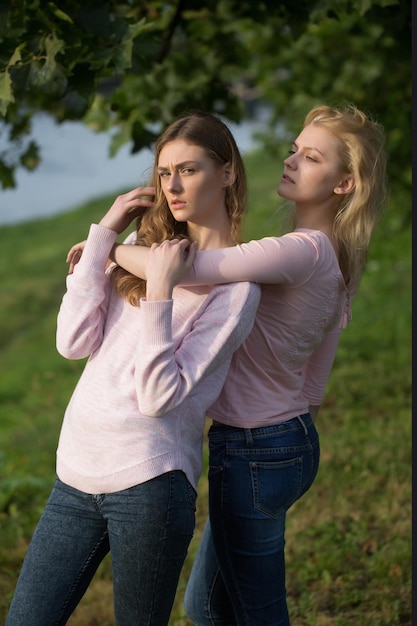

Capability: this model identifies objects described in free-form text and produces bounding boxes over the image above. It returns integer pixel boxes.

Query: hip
[209,413,318,451]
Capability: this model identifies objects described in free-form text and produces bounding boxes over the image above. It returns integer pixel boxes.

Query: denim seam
[57,530,108,624]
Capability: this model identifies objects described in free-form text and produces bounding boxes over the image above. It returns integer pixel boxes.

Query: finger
[124,187,156,202]
[67,249,82,265]
[66,246,78,263]
[184,241,197,266]
[178,239,195,256]
[134,186,156,197]
[127,204,153,217]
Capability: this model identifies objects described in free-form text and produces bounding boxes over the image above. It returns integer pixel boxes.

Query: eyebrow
[292,141,325,157]
[157,160,200,172]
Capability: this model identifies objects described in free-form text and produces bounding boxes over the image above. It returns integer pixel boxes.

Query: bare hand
[99,187,155,234]
[146,239,197,301]
[66,241,86,274]
[65,187,155,273]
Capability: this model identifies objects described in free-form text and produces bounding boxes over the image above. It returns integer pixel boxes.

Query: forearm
[57,225,114,359]
[110,234,317,287]
[111,243,149,279]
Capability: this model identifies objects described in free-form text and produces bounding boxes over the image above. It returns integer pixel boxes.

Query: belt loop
[244,428,253,446]
[297,415,308,436]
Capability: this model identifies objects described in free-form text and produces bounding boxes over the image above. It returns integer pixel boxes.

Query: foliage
[0,0,411,201]
[0,146,411,624]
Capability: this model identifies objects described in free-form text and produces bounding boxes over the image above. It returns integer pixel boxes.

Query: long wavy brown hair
[111,112,248,305]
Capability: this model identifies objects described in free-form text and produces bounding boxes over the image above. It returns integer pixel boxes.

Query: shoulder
[243,231,322,263]
[280,230,326,257]
[288,229,342,275]
[290,229,337,257]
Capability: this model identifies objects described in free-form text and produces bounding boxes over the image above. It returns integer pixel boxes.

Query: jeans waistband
[210,413,314,441]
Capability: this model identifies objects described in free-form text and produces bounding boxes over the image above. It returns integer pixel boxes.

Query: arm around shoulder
[184,234,319,286]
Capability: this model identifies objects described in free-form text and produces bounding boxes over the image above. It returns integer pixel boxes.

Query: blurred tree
[0,0,410,197]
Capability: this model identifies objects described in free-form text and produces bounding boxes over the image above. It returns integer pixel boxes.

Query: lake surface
[0,113,264,226]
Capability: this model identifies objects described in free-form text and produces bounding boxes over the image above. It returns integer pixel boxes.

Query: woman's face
[277,124,350,207]
[157,140,229,227]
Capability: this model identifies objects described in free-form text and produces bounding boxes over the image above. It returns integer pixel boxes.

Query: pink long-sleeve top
[184,229,352,428]
[55,224,260,494]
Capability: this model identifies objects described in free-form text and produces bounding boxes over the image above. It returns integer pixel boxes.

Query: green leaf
[20,141,41,171]
[0,72,14,115]
[44,32,65,62]
[47,3,74,24]
[8,45,25,67]
[0,159,15,189]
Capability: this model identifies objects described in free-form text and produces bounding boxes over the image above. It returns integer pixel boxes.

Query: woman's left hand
[146,239,197,301]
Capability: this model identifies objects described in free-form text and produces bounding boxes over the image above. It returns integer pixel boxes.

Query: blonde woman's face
[157,140,229,227]
[277,124,349,207]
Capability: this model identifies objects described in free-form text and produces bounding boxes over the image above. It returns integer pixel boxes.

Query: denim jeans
[184,414,319,626]
[6,472,196,626]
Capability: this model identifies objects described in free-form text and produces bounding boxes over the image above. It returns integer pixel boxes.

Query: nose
[284,154,296,169]
[166,172,182,193]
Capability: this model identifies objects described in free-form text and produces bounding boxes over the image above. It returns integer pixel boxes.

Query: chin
[277,185,291,200]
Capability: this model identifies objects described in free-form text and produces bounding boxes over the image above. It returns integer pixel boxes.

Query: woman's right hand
[66,187,156,273]
[99,187,155,234]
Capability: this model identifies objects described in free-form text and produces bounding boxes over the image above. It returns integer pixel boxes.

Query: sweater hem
[56,453,200,494]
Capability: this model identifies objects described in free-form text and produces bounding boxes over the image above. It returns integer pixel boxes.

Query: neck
[187,225,235,250]
[295,205,338,255]
[187,212,236,250]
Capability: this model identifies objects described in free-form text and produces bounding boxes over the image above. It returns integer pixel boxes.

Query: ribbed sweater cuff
[139,299,173,345]
[79,224,118,272]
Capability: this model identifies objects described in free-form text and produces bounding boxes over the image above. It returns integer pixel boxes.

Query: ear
[334,174,355,195]
[222,163,236,187]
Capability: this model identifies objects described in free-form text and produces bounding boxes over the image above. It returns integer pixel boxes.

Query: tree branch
[155,0,186,64]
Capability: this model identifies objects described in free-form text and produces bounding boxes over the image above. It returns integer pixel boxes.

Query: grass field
[0,148,411,625]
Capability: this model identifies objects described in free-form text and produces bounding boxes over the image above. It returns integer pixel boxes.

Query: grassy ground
[0,149,411,625]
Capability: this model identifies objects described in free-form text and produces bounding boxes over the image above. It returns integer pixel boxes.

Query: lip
[281,174,295,184]
[170,199,187,210]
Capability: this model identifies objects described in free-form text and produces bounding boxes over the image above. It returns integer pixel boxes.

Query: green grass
[0,151,411,625]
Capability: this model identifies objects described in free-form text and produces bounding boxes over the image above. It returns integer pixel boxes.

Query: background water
[0,113,263,226]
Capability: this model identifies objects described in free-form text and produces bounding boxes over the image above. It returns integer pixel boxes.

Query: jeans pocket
[185,478,197,508]
[250,456,303,519]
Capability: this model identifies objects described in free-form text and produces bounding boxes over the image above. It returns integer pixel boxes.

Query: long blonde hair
[304,104,387,294]
[111,112,247,305]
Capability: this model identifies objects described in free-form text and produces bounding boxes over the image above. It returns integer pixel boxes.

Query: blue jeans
[184,414,319,626]
[6,472,196,626]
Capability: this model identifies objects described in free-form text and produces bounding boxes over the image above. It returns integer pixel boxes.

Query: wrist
[146,279,174,301]
[98,219,118,233]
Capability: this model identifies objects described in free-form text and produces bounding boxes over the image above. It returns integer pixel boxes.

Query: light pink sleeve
[185,234,319,285]
[303,330,341,405]
[136,283,260,417]
[56,224,117,359]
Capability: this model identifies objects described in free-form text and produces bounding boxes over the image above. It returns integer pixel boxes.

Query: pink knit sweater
[184,229,352,427]
[55,224,260,493]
